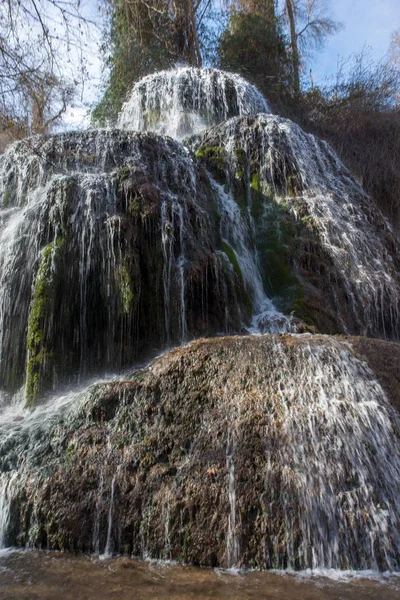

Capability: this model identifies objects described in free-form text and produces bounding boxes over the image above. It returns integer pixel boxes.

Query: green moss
[195,145,224,163]
[128,195,141,218]
[250,190,306,315]
[195,146,226,183]
[292,290,316,327]
[55,236,65,249]
[26,240,64,407]
[250,173,260,191]
[222,158,308,318]
[182,522,193,561]
[233,148,247,180]
[65,443,75,462]
[116,264,136,314]
[1,188,12,208]
[114,165,131,184]
[143,108,160,128]
[222,241,243,282]
[300,215,319,233]
[259,209,298,293]
[220,240,253,324]
[286,174,299,198]
[234,147,247,166]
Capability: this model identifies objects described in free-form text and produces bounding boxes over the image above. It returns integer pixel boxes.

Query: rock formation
[1,68,400,571]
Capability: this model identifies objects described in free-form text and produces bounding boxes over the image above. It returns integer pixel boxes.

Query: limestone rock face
[0,131,249,403]
[2,69,400,575]
[1,111,400,404]
[2,335,400,571]
[189,115,400,339]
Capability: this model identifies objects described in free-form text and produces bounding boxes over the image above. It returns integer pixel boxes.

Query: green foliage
[92,1,174,125]
[217,9,292,105]
[92,0,210,124]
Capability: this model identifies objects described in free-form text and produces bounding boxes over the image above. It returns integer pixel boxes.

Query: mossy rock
[26,239,65,406]
[195,146,226,183]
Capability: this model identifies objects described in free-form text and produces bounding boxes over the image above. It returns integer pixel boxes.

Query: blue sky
[64,0,400,127]
[310,0,400,85]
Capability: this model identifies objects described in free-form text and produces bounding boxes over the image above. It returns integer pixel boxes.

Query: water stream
[103,475,116,558]
[118,67,270,139]
[0,550,399,600]
[226,428,240,568]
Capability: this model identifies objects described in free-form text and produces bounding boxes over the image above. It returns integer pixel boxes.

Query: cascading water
[226,427,240,568]
[118,67,270,140]
[103,475,116,558]
[0,474,12,548]
[1,334,400,571]
[212,178,291,333]
[260,336,400,571]
[191,115,400,339]
[0,129,256,403]
[92,471,104,555]
[0,66,400,579]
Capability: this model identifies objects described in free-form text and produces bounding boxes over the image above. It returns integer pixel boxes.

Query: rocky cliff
[2,334,400,571]
[1,68,400,572]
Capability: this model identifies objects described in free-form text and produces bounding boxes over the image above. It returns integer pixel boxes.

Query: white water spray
[103,475,116,558]
[226,428,240,568]
[118,67,270,140]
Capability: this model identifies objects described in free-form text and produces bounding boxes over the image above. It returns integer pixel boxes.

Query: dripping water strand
[103,475,116,558]
[226,427,239,568]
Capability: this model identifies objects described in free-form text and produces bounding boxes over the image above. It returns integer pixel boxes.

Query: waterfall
[103,475,116,558]
[192,115,400,339]
[0,333,400,569]
[226,429,240,568]
[160,196,189,343]
[92,471,104,555]
[0,67,400,574]
[0,129,257,402]
[118,67,270,140]
[212,178,293,333]
[0,474,11,548]
[163,489,172,561]
[256,336,400,570]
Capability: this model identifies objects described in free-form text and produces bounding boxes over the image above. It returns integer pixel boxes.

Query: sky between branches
[63,0,400,129]
[311,0,399,84]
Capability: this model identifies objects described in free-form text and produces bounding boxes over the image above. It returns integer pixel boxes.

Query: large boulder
[2,334,400,571]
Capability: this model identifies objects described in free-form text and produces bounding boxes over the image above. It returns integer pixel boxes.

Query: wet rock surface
[2,334,400,571]
[1,114,400,402]
[189,115,400,339]
[0,131,249,402]
[1,69,400,578]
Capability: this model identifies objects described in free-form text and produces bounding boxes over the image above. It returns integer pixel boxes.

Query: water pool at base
[0,550,399,600]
